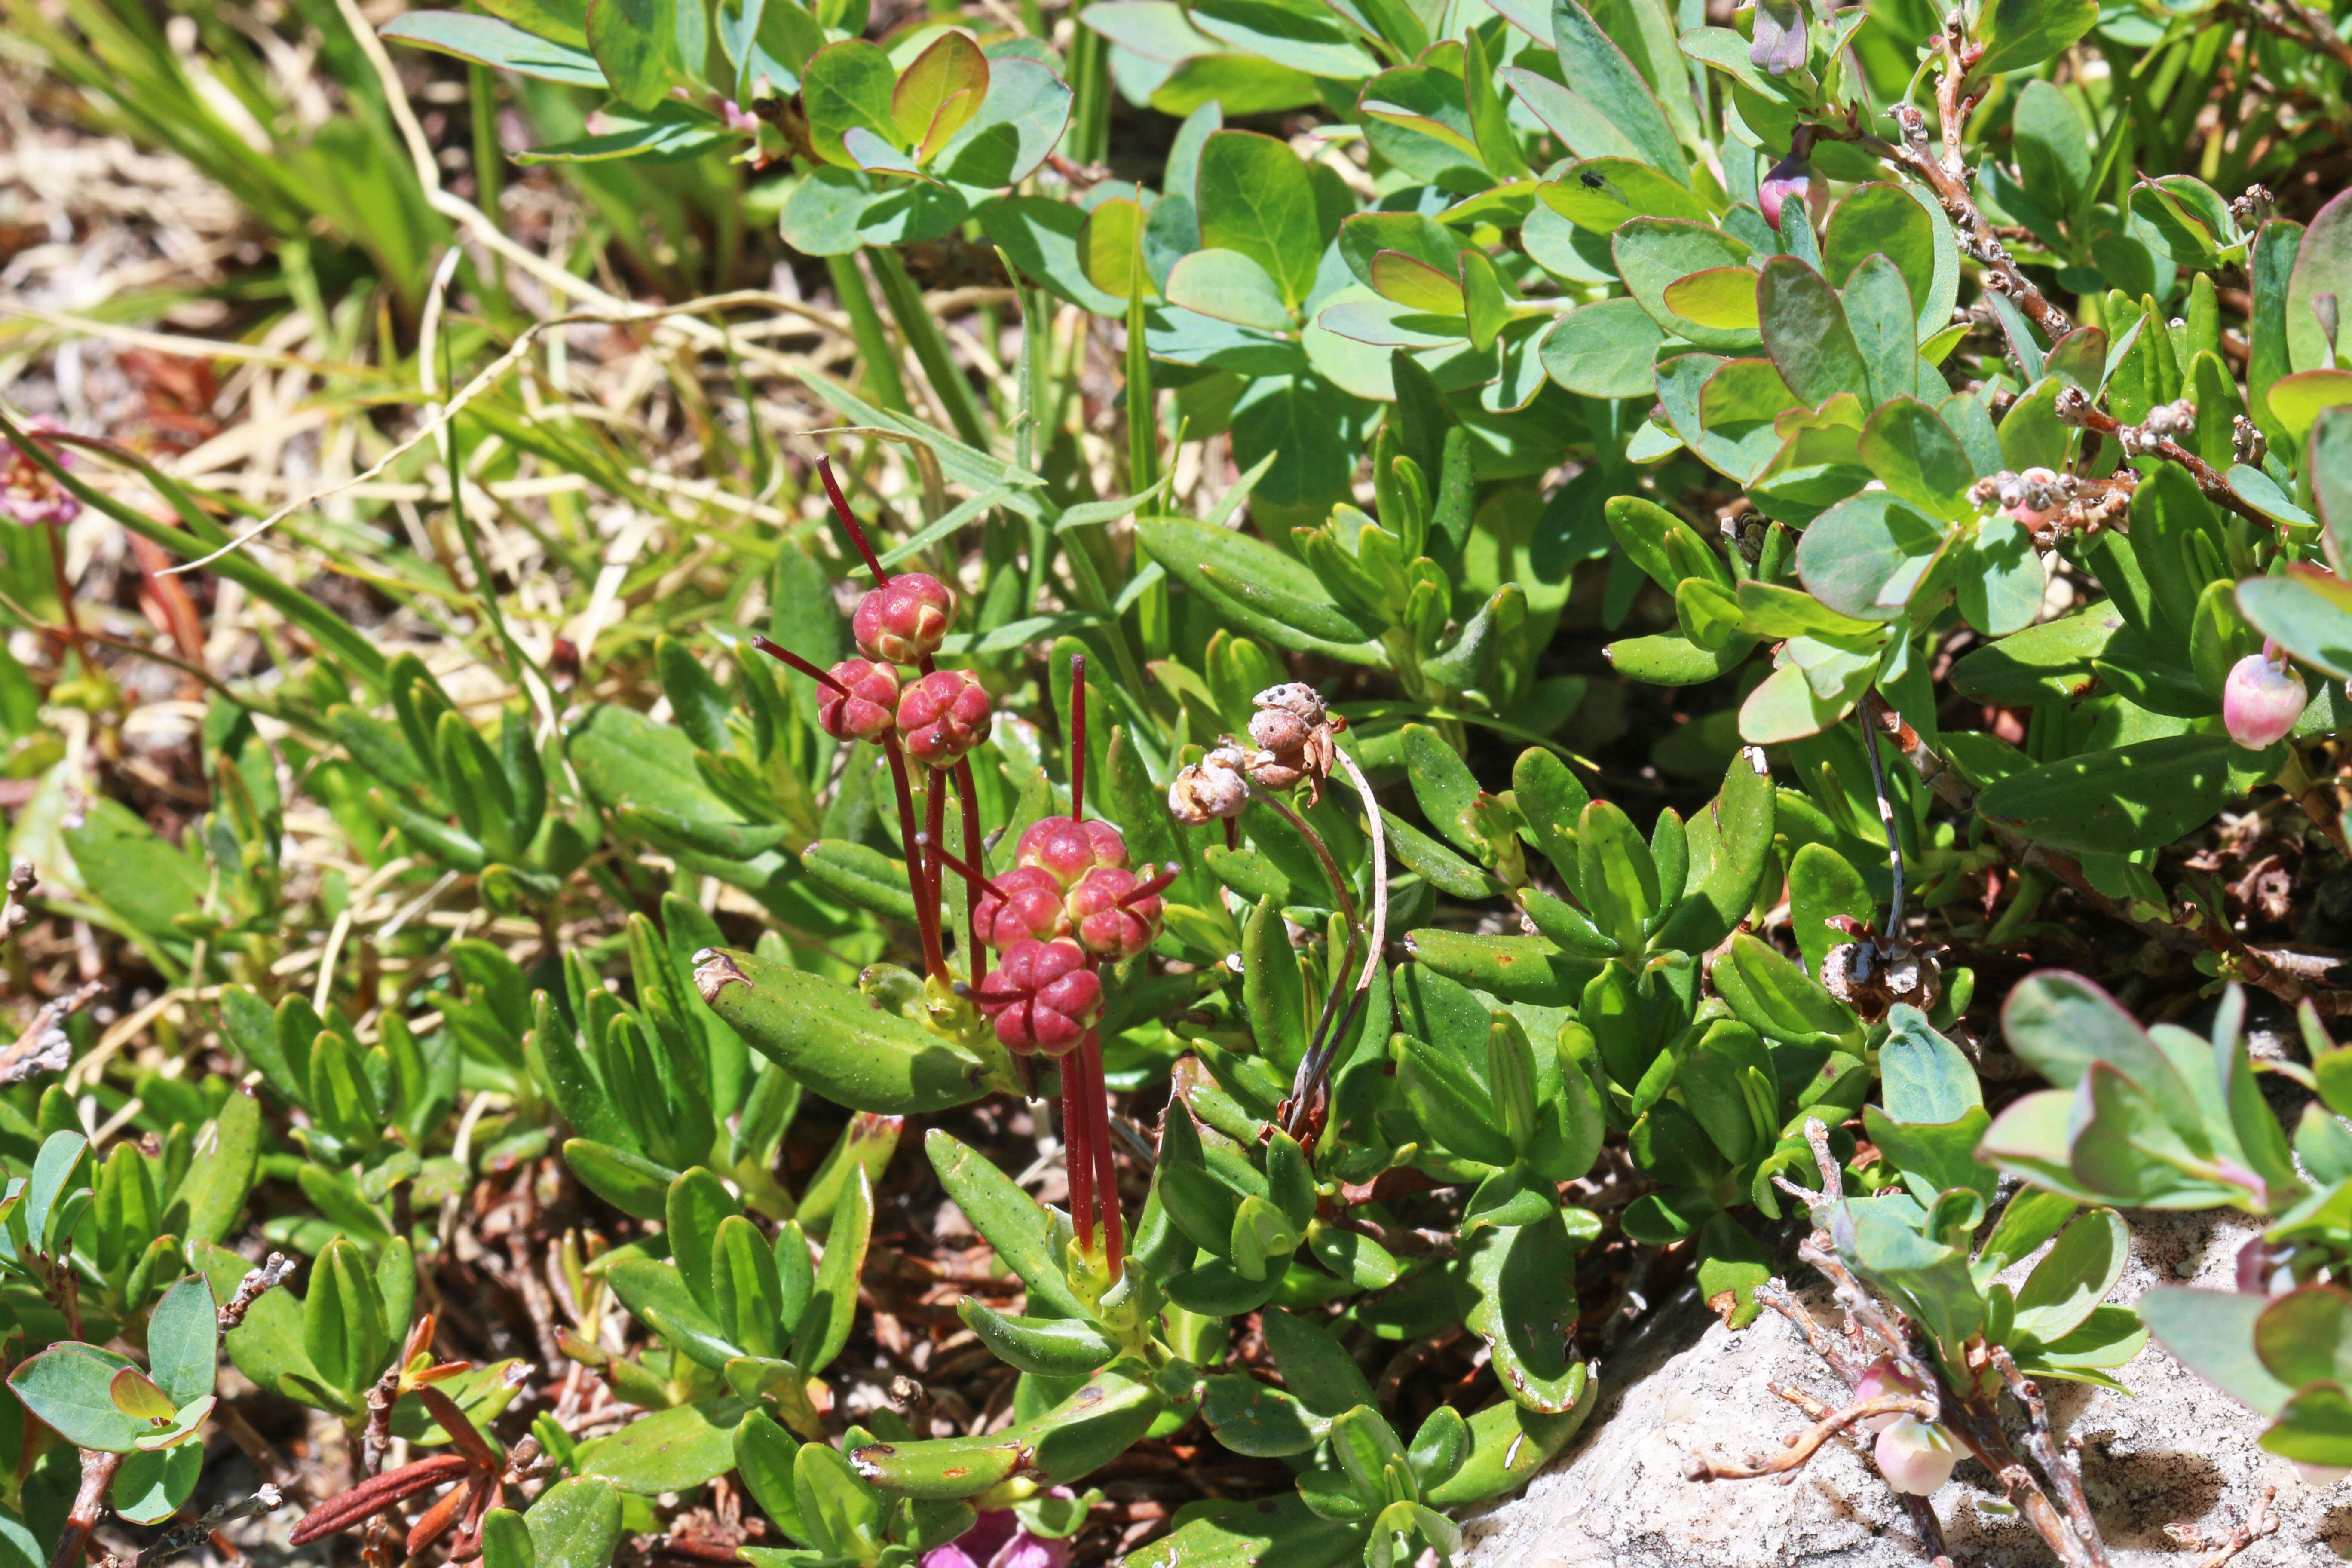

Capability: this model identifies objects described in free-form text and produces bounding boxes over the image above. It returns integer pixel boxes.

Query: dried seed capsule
[1167,749,1249,824]
[974,865,1071,949]
[975,938,1102,1056]
[1066,866,1164,960]
[1016,815,1129,890]
[817,658,901,743]
[852,572,957,664]
[897,669,992,768]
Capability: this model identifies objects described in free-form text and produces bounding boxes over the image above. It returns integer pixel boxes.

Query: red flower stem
[1069,653,1087,821]
[916,833,1008,901]
[881,734,946,983]
[923,767,947,950]
[1120,864,1183,905]
[749,634,850,694]
[818,456,891,585]
[1225,818,1239,851]
[952,759,992,987]
[1081,1030,1121,1271]
[46,526,82,662]
[1063,1050,1095,1254]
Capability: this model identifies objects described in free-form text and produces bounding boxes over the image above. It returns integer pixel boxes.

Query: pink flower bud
[2223,649,2307,749]
[896,669,992,768]
[1854,1356,1926,1433]
[1874,1415,1956,1495]
[817,658,900,743]
[975,938,1102,1056]
[852,572,957,664]
[1016,815,1128,890]
[2,423,79,527]
[1066,866,1164,960]
[973,865,1070,949]
[1759,154,1810,232]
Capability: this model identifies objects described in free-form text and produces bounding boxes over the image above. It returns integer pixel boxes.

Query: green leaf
[564,1139,678,1221]
[478,1510,534,1568]
[2286,188,2352,377]
[698,947,1011,1114]
[111,1445,202,1525]
[1200,1374,1329,1455]
[1613,221,1754,351]
[1167,249,1296,332]
[799,840,916,923]
[1858,398,1976,518]
[1465,1210,1584,1412]
[2138,1286,2293,1417]
[2263,1382,2352,1469]
[1403,931,1590,1007]
[9,1345,146,1452]
[145,1274,219,1409]
[585,0,698,109]
[2239,565,2352,680]
[931,58,1070,189]
[1878,1006,1981,1124]
[792,1167,871,1374]
[380,12,609,83]
[734,1412,809,1545]
[1793,489,1945,626]
[1550,0,1685,180]
[958,1301,1116,1378]
[304,1238,389,1399]
[1971,0,2097,76]
[848,1360,1164,1497]
[576,1398,747,1493]
[1137,516,1382,654]
[1195,130,1324,310]
[1975,734,2262,857]
[925,1131,1091,1319]
[798,1442,887,1556]
[1124,1493,1369,1568]
[1262,1310,1378,1416]
[1539,297,1665,398]
[891,30,986,153]
[1396,1033,1515,1168]
[2011,1209,2129,1345]
[177,1089,260,1248]
[1845,1197,1982,1351]
[800,40,900,166]
[1757,257,1868,407]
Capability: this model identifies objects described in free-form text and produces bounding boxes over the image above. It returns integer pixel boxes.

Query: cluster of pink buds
[745,478,1151,1277]
[2,423,80,528]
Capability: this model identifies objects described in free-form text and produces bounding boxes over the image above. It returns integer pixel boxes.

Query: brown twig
[99,1486,285,1568]
[2,980,101,1086]
[2173,1485,2282,1566]
[2051,388,2275,531]
[1,861,34,943]
[1990,1345,2106,1568]
[1684,1394,1938,1480]
[49,1450,124,1568]
[216,1253,295,1332]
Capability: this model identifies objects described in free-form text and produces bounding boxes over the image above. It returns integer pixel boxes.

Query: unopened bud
[1168,756,1248,824]
[1854,1357,1926,1434]
[896,668,992,767]
[818,658,900,743]
[852,572,957,664]
[1016,815,1128,889]
[1874,1416,1956,1495]
[974,865,1070,949]
[2223,647,2307,749]
[1066,865,1165,959]
[975,938,1102,1056]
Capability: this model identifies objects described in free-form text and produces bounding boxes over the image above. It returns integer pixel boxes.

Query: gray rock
[1460,1208,2340,1566]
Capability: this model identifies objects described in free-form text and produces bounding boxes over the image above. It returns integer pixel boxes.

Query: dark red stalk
[922,770,947,946]
[1063,1053,1095,1254]
[1121,864,1183,904]
[1225,818,1239,851]
[915,833,1008,901]
[750,634,851,694]
[952,759,990,986]
[881,734,946,983]
[1069,654,1087,821]
[818,456,891,585]
[1080,1032,1121,1271]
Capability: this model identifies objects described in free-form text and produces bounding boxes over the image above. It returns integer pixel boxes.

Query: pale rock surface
[1460,1208,2349,1566]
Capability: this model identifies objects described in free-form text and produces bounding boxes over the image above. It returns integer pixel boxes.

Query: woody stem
[881,734,946,983]
[923,771,947,963]
[818,456,891,585]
